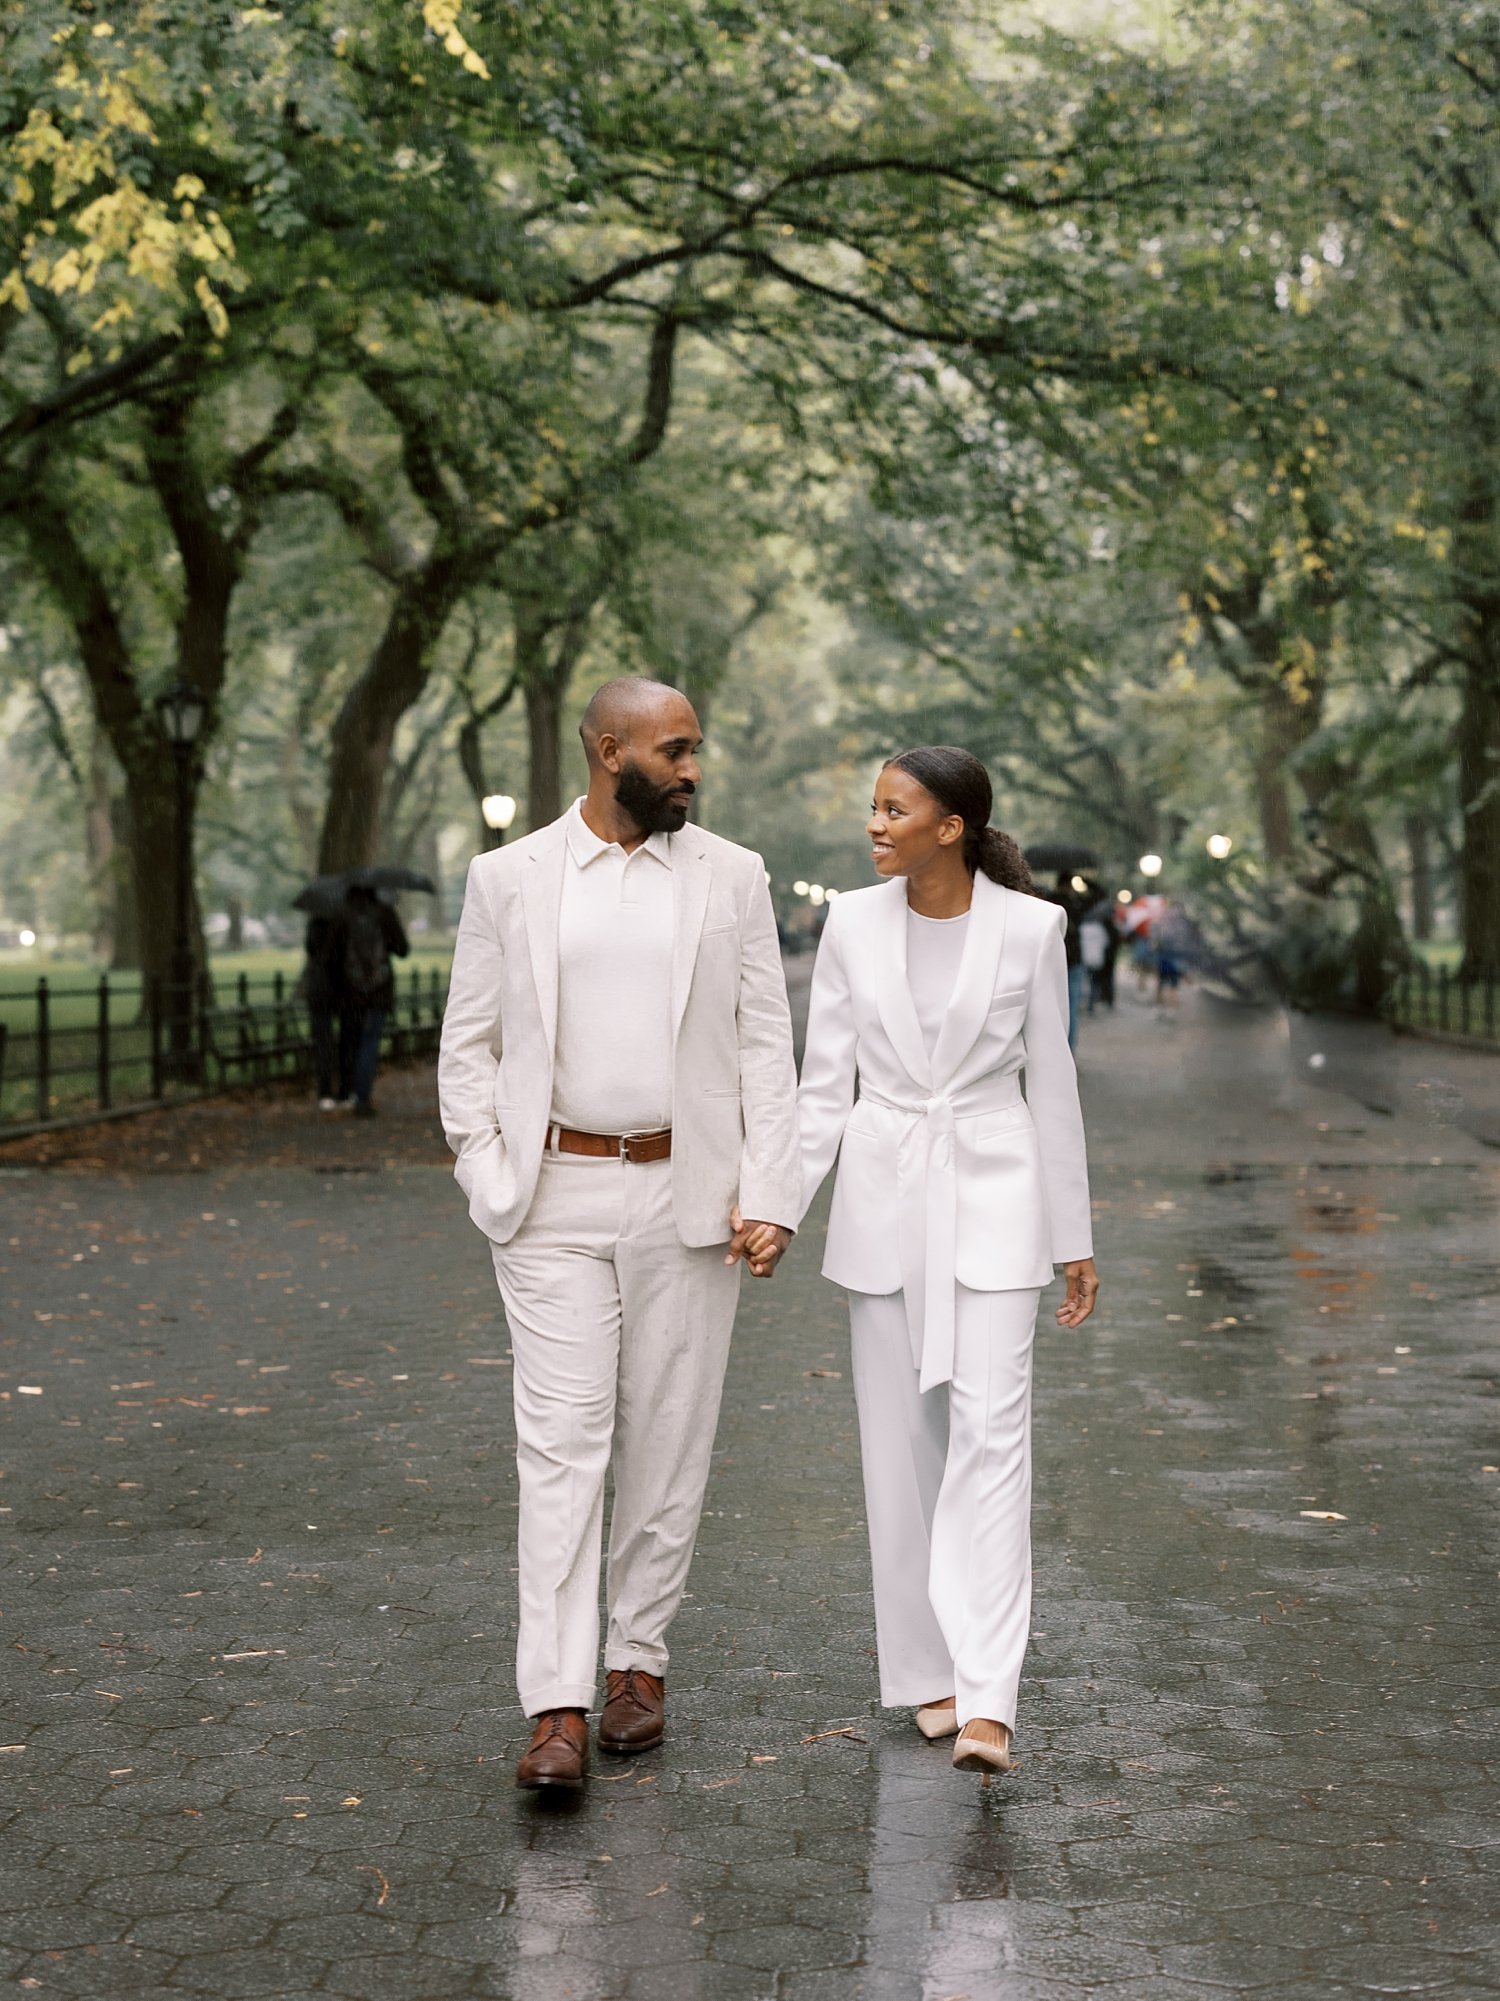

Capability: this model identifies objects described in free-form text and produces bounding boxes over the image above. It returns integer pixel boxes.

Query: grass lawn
[0,946,453,1125]
[0,945,453,1036]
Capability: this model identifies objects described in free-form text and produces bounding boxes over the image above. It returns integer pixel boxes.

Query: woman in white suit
[794,746,1099,1778]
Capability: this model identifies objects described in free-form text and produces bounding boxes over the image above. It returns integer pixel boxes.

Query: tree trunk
[20,490,207,991]
[1405,813,1435,942]
[1452,391,1500,981]
[1254,677,1304,866]
[118,755,203,1003]
[523,646,564,831]
[1456,635,1500,979]
[85,731,117,961]
[107,791,142,972]
[317,557,467,872]
[516,600,593,831]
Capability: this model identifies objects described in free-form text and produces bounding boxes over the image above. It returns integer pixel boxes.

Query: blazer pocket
[973,1104,1033,1142]
[988,987,1027,1013]
[702,1086,740,1098]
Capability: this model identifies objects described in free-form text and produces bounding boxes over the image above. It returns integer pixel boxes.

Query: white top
[550,799,675,1134]
[906,905,970,1056]
[1079,918,1110,970]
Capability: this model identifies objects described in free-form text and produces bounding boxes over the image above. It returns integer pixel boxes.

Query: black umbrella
[292,865,437,917]
[1024,842,1100,876]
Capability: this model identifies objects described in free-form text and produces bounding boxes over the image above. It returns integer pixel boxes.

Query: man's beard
[615,759,694,835]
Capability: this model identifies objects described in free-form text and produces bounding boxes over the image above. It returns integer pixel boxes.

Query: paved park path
[1,984,1497,2000]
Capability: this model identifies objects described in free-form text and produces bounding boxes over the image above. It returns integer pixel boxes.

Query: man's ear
[597,731,623,774]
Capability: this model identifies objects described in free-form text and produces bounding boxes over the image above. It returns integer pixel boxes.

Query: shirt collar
[565,797,673,870]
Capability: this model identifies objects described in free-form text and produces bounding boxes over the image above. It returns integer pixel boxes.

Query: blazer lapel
[518,821,568,1063]
[930,872,1009,1086]
[871,879,932,1089]
[670,832,713,1043]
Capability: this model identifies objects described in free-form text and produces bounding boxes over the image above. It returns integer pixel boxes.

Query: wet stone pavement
[1,990,1498,2000]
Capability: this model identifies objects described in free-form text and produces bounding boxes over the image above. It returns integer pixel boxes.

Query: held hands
[726,1206,793,1278]
[1055,1257,1100,1328]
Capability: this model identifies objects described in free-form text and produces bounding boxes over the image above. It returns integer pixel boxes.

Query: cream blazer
[438,813,801,1248]
[797,873,1093,1390]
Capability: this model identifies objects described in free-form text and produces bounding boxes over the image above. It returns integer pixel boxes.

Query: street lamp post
[481,793,518,850]
[154,681,207,1082]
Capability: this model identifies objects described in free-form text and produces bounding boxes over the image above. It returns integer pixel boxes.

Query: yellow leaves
[91,21,115,35]
[100,81,154,139]
[88,296,136,335]
[173,173,207,205]
[420,1,491,79]
[15,109,67,171]
[0,266,29,313]
[195,275,229,339]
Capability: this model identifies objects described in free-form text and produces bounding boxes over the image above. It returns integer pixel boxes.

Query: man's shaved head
[579,677,697,767]
[578,676,704,839]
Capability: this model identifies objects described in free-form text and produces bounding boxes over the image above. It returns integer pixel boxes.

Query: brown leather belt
[550,1124,672,1164]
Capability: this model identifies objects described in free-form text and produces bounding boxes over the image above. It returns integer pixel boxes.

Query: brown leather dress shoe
[599,1668,665,1754]
[515,1708,589,1790]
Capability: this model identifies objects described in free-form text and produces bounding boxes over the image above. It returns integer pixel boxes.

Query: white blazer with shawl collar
[438,810,801,1248]
[797,872,1093,1391]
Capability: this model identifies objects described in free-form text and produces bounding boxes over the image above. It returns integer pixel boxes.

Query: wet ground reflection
[1,992,1496,1995]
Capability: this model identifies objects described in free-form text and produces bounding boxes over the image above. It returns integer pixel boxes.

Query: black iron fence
[0,966,449,1132]
[1386,961,1499,1046]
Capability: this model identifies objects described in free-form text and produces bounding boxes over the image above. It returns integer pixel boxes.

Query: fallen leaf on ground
[1299,1510,1348,1522]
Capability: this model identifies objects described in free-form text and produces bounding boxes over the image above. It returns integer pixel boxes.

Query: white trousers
[848,1282,1040,1731]
[490,1151,742,1715]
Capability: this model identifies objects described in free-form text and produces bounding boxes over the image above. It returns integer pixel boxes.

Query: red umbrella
[1119,894,1165,937]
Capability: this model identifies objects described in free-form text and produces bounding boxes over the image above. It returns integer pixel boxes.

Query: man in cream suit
[438,678,799,1791]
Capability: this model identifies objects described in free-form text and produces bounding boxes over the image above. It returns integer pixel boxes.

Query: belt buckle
[618,1128,660,1163]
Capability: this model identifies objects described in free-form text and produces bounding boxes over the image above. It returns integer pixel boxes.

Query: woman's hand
[1055,1257,1100,1328]
[726,1207,792,1277]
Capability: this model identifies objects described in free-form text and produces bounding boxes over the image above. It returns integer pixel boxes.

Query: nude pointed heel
[952,1722,1015,1779]
[915,1699,959,1741]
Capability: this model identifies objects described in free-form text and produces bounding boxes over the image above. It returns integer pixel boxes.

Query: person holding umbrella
[294,866,428,1115]
[302,911,349,1111]
[341,884,409,1116]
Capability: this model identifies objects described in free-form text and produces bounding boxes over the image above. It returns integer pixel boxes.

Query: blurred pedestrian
[1040,873,1086,1047]
[1079,903,1113,1014]
[1154,900,1193,1014]
[341,884,409,1116]
[302,913,348,1111]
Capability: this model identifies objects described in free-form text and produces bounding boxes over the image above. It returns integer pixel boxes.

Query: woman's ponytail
[969,826,1034,894]
[885,745,1036,897]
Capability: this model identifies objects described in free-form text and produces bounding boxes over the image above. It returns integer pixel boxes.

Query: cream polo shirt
[549,798,675,1135]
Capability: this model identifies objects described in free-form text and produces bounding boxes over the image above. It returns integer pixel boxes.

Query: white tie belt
[858,1074,1025,1394]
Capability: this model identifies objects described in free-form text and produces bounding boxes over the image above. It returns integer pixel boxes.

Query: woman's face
[867,764,966,878]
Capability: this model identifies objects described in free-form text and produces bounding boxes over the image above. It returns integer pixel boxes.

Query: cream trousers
[848,1282,1041,1731]
[490,1151,742,1715]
